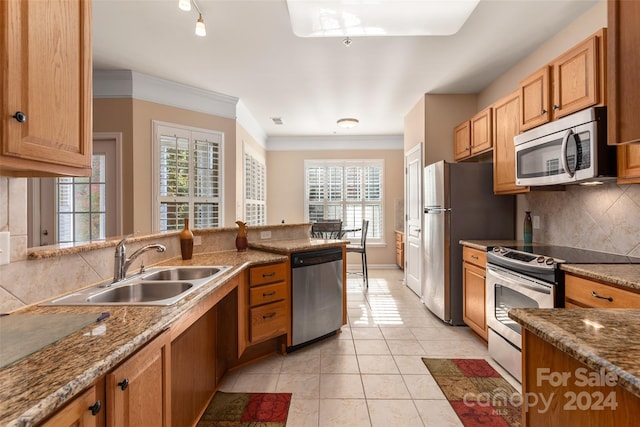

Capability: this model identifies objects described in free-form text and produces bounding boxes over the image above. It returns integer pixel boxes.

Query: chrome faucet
[111,234,166,284]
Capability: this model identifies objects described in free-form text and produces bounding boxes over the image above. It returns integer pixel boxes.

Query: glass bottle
[523,211,533,244]
[180,218,194,260]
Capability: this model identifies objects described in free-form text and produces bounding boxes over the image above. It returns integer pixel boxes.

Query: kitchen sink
[43,265,233,306]
[87,282,193,303]
[142,267,221,281]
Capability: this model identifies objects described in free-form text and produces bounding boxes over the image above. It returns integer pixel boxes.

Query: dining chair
[346,219,369,287]
[311,221,343,239]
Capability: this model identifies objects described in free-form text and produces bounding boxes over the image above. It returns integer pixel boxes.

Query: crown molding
[266,135,403,151]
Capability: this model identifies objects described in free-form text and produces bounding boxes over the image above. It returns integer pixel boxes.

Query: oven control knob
[499,247,507,253]
[545,258,555,265]
[493,247,501,253]
[536,256,545,263]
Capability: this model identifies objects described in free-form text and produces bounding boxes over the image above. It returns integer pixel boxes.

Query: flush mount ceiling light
[178,0,207,37]
[337,118,359,129]
[286,0,480,37]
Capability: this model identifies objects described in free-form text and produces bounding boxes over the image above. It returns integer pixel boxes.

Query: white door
[404,143,422,297]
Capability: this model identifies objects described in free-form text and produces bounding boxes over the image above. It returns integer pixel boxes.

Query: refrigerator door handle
[424,207,451,213]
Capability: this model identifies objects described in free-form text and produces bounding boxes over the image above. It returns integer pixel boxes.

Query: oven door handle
[560,129,576,178]
[486,265,552,295]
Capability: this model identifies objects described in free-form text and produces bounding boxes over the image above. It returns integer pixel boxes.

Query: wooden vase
[235,221,248,252]
[180,219,194,260]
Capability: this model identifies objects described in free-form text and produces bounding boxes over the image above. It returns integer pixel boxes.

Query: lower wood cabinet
[395,231,404,270]
[41,380,104,427]
[462,246,488,341]
[565,273,640,308]
[106,330,171,427]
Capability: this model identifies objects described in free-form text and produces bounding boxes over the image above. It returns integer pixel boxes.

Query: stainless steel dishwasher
[290,247,343,349]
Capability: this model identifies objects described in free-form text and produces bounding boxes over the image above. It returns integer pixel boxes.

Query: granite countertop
[509,308,640,399]
[0,249,287,427]
[459,240,640,292]
[249,237,348,254]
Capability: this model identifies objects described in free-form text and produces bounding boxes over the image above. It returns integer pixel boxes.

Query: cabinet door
[470,107,492,155]
[552,34,600,120]
[462,262,487,341]
[608,0,640,145]
[41,384,102,427]
[1,0,92,176]
[107,331,171,427]
[453,120,471,161]
[617,144,640,184]
[520,66,550,131]
[492,91,529,194]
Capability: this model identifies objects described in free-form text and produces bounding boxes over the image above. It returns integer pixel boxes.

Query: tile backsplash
[520,183,640,257]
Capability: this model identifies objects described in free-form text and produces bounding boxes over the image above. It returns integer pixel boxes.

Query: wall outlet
[193,235,202,246]
[260,230,272,240]
[532,215,541,229]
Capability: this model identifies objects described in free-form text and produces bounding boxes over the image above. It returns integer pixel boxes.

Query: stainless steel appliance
[514,106,616,186]
[290,247,343,349]
[486,245,640,382]
[422,161,514,325]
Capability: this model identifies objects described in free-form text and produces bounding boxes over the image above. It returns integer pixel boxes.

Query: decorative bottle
[523,211,533,244]
[235,221,248,252]
[180,219,194,260]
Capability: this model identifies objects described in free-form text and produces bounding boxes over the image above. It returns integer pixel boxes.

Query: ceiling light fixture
[337,118,359,129]
[343,37,353,47]
[179,0,207,37]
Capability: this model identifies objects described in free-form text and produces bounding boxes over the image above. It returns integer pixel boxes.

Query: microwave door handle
[560,129,575,178]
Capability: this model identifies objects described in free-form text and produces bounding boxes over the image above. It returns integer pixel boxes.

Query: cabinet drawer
[395,232,404,243]
[250,301,288,343]
[250,263,287,287]
[463,246,486,267]
[565,275,640,308]
[250,282,287,306]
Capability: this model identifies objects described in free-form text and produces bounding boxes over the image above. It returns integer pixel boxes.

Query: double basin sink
[44,266,232,306]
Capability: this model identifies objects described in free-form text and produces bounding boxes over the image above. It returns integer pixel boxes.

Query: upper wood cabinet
[492,91,529,194]
[617,143,640,184]
[0,0,93,177]
[520,29,606,132]
[608,0,640,145]
[454,107,492,162]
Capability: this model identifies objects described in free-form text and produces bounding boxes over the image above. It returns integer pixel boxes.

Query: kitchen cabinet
[0,0,93,177]
[607,0,640,145]
[453,107,493,161]
[520,29,606,132]
[462,246,488,341]
[617,143,640,184]
[522,329,640,426]
[241,262,290,347]
[106,330,171,427]
[395,231,404,270]
[492,90,529,194]
[41,382,103,427]
[565,273,640,308]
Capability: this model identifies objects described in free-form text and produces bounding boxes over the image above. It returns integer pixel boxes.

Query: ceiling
[92,0,599,139]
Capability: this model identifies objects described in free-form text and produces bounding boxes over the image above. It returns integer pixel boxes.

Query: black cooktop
[501,244,640,264]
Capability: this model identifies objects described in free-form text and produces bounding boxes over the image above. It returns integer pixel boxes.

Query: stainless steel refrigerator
[422,160,514,325]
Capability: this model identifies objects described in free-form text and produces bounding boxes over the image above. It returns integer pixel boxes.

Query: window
[153,122,223,231]
[244,145,266,226]
[305,159,384,243]
[57,154,107,243]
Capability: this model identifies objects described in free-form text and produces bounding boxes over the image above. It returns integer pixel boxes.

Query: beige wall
[267,149,404,266]
[93,98,238,233]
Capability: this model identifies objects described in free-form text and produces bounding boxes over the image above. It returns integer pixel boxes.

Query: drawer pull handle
[88,400,101,416]
[262,312,276,319]
[118,378,129,391]
[591,291,613,302]
[471,255,478,260]
[263,291,277,297]
[262,272,276,278]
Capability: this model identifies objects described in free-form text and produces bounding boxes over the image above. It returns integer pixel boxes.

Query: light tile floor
[218,268,520,426]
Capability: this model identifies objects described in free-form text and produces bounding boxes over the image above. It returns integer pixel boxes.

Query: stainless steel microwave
[514,107,616,186]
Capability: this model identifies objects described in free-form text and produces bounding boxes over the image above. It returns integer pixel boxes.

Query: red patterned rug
[196,392,291,426]
[422,358,522,427]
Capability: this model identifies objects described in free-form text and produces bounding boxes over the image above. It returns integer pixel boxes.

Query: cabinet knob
[88,400,101,416]
[12,111,27,123]
[118,378,129,390]
[553,104,559,110]
[541,109,547,115]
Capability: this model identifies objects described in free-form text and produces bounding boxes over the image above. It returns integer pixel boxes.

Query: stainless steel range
[486,244,640,382]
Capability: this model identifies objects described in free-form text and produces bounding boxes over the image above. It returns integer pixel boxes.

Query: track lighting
[178,0,206,37]
[195,14,206,37]
[178,0,191,12]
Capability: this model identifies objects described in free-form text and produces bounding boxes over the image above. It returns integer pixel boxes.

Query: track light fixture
[178,0,206,37]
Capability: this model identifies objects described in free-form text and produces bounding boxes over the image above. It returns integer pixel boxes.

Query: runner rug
[196,392,292,427]
[422,358,522,427]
